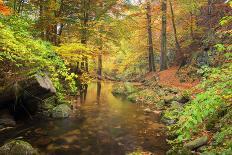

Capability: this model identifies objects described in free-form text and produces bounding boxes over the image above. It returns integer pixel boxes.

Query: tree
[146,0,156,72]
[169,0,181,62]
[0,0,11,15]
[160,0,168,71]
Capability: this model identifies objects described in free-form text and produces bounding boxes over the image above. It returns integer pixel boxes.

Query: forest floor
[144,66,200,90]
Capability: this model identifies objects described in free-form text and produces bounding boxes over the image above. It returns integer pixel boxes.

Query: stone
[163,95,175,104]
[52,104,71,118]
[0,109,16,127]
[144,108,152,113]
[171,101,182,106]
[127,93,138,103]
[184,136,208,150]
[41,96,56,110]
[0,140,38,155]
[161,118,176,126]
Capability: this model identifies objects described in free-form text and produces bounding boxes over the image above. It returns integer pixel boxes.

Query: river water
[0,82,168,155]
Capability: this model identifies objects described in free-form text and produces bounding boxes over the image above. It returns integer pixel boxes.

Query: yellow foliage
[54,43,93,64]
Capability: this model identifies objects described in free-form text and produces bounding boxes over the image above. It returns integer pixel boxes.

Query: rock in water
[0,140,38,155]
[0,109,16,127]
[0,74,55,106]
[184,136,208,150]
[52,104,71,118]
[0,73,56,114]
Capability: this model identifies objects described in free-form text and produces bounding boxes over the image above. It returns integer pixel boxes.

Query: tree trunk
[190,11,194,40]
[97,48,103,80]
[146,0,156,72]
[160,0,168,71]
[169,0,181,62]
[79,0,90,72]
[17,1,22,13]
[13,0,17,13]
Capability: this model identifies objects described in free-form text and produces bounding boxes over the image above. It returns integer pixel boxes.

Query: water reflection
[80,84,88,104]
[1,82,168,155]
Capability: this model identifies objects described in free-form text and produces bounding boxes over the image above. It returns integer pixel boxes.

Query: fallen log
[0,74,56,114]
[184,136,208,150]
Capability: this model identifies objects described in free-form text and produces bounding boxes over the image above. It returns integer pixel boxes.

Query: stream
[0,82,168,155]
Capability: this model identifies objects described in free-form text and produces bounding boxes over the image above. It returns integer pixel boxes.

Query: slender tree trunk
[56,23,64,45]
[13,0,17,13]
[146,0,156,72]
[208,0,213,30]
[39,0,45,39]
[190,11,194,40]
[160,0,168,71]
[81,39,87,71]
[97,48,102,80]
[169,0,181,62]
[80,0,90,72]
[17,0,22,13]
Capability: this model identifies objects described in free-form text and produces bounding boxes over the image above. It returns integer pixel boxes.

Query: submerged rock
[52,104,71,118]
[0,140,38,155]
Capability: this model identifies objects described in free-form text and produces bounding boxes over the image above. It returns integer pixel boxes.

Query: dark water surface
[0,82,168,155]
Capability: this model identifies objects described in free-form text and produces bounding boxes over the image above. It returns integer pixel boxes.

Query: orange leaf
[0,2,11,16]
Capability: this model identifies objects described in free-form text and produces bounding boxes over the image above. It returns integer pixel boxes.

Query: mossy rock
[112,83,138,96]
[52,104,71,118]
[127,93,138,102]
[166,147,192,155]
[124,82,138,94]
[112,83,127,96]
[0,140,38,155]
[41,96,57,110]
[156,100,165,109]
[163,95,176,104]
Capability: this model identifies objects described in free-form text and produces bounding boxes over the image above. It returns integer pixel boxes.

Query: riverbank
[112,62,232,155]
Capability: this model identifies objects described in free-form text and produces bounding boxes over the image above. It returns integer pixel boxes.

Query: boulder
[0,74,56,115]
[144,108,152,113]
[0,109,16,127]
[184,136,208,150]
[0,140,38,155]
[163,95,175,104]
[156,100,165,109]
[171,101,182,106]
[161,118,176,126]
[52,104,71,118]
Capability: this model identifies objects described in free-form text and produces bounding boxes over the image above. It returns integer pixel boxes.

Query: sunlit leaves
[0,16,78,94]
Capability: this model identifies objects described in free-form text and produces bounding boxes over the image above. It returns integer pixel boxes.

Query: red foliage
[156,67,199,90]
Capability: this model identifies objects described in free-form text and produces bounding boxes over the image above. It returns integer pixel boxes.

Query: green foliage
[197,65,211,77]
[0,15,77,95]
[112,82,138,96]
[166,46,232,153]
[220,16,232,26]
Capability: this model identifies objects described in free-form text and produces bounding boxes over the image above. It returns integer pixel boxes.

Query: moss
[0,140,38,155]
[112,83,138,96]
[52,104,71,118]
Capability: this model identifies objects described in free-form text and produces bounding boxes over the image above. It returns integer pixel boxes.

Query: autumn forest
[0,0,231,155]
